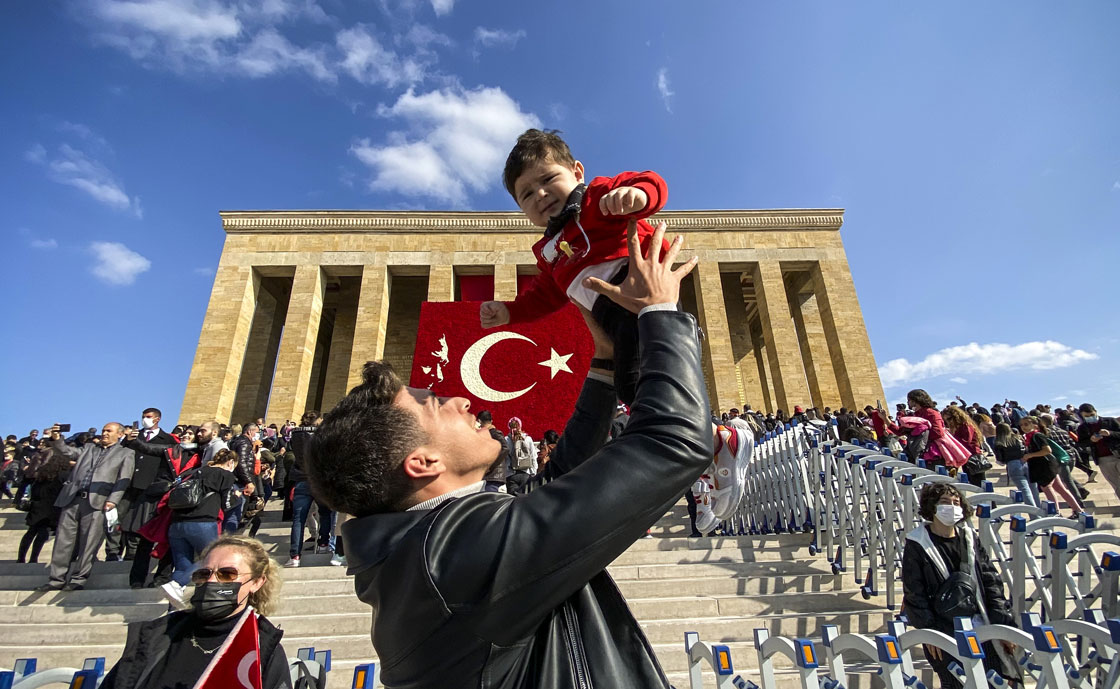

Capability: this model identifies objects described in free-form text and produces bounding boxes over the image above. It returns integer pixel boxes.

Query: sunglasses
[190,567,247,584]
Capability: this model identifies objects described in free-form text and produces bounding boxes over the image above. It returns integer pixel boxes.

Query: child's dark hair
[918,482,973,522]
[503,129,576,198]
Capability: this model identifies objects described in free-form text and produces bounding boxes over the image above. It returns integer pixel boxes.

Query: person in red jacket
[480,128,669,406]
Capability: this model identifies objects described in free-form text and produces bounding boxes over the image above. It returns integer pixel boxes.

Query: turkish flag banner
[410,302,594,438]
[193,607,262,689]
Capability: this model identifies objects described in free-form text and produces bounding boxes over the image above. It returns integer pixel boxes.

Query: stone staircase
[0,464,1116,687]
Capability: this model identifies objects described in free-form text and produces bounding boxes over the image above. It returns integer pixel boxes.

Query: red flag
[410,302,594,438]
[193,608,262,689]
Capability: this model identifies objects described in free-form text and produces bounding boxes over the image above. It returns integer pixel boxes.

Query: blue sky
[2,1,1118,434]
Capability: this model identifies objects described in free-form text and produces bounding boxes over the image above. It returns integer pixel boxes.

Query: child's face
[513,159,585,227]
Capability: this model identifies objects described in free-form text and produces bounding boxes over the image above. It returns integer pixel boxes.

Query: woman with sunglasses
[101,535,291,689]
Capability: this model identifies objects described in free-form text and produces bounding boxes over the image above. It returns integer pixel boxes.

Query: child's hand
[480,301,510,328]
[599,186,648,216]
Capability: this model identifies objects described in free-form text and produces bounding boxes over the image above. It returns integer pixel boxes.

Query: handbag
[166,468,212,511]
[963,454,993,477]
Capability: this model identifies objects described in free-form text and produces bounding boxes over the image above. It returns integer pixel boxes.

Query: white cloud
[26,143,142,217]
[89,241,152,285]
[656,67,674,113]
[30,238,59,250]
[948,377,968,385]
[1053,395,1068,401]
[351,86,539,205]
[86,0,337,81]
[1113,181,1120,191]
[473,27,525,49]
[879,341,1099,388]
[193,266,215,276]
[429,0,454,16]
[337,25,424,87]
[237,28,334,81]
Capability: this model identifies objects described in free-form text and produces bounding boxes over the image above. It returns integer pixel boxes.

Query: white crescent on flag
[460,331,539,402]
[237,650,259,689]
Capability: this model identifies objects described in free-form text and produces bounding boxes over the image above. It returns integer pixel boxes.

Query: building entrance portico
[180,209,886,425]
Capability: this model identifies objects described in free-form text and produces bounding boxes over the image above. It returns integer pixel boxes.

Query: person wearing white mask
[113,408,176,573]
[901,483,1018,688]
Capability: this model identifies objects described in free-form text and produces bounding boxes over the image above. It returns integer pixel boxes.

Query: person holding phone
[1076,403,1120,500]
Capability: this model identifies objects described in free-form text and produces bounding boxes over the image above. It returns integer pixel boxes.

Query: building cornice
[220,209,845,234]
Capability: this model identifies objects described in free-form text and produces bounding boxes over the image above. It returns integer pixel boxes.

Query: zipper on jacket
[561,601,592,689]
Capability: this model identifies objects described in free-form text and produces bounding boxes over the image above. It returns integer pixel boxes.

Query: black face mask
[190,582,243,622]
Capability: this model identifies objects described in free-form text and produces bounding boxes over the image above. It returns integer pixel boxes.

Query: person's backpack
[511,439,534,472]
[289,658,328,689]
[167,468,210,511]
[1042,435,1071,466]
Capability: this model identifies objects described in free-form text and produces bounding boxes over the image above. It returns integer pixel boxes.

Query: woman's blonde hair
[199,535,282,616]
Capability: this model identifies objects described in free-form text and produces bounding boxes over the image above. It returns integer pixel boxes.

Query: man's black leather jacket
[228,434,256,485]
[342,311,711,689]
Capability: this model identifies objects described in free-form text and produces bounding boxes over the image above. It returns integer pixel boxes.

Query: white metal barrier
[684,615,1120,689]
[738,425,1120,628]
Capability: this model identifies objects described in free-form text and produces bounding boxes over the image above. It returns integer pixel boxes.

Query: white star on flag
[537,348,574,379]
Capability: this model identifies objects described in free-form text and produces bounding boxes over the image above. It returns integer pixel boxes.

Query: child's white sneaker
[710,425,752,521]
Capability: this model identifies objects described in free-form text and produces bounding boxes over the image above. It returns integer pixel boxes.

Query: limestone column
[320,281,360,411]
[231,281,288,424]
[267,265,325,424]
[347,265,392,392]
[428,265,455,302]
[180,266,260,425]
[494,264,518,301]
[721,272,764,409]
[749,319,776,413]
[810,259,887,409]
[692,261,739,413]
[752,261,812,414]
[790,289,842,410]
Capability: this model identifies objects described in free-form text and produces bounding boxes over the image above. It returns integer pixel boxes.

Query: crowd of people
[0,405,573,601]
[712,395,1119,518]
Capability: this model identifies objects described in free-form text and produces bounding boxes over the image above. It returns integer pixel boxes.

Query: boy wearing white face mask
[901,483,1019,688]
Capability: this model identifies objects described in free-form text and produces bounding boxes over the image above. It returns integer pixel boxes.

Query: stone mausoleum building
[179,209,886,425]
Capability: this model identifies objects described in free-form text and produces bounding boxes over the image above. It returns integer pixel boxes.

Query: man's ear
[573,160,585,183]
[402,449,445,480]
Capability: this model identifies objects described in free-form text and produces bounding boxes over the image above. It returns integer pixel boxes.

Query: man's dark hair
[502,129,576,198]
[308,361,428,516]
[300,410,321,426]
[543,429,560,445]
[1079,403,1096,415]
[476,410,493,425]
[143,407,162,418]
[917,482,973,522]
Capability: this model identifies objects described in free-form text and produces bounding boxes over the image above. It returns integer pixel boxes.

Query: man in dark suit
[37,422,135,591]
[118,407,176,588]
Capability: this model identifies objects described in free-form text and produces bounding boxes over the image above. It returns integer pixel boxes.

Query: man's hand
[243,483,255,496]
[480,301,510,328]
[1100,429,1111,438]
[575,304,614,360]
[599,186,648,216]
[104,502,116,511]
[125,428,139,441]
[49,424,62,441]
[583,220,697,314]
[1000,640,1016,654]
